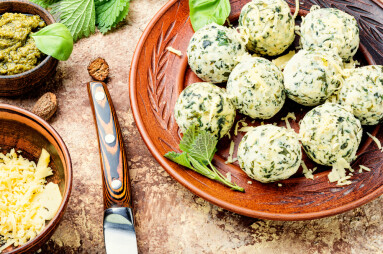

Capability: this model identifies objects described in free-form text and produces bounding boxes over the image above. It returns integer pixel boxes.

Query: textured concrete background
[1,0,383,253]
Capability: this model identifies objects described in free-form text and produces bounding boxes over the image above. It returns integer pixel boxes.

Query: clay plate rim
[129,0,383,220]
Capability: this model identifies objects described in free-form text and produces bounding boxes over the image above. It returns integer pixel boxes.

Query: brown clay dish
[130,0,383,220]
[0,104,72,253]
[0,0,58,97]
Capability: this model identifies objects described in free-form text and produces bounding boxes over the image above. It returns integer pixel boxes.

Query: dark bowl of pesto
[0,0,58,96]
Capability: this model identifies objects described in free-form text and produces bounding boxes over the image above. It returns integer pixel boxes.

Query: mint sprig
[165,126,244,192]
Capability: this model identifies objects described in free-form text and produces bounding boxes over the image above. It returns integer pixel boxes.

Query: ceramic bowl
[0,0,59,96]
[0,104,72,253]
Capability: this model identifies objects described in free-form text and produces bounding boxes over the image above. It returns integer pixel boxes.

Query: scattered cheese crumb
[272,50,296,70]
[247,181,253,185]
[166,46,182,56]
[344,59,360,70]
[281,112,296,130]
[278,183,282,187]
[359,165,371,172]
[225,141,235,164]
[367,132,383,152]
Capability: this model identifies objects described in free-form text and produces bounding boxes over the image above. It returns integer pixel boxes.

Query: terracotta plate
[130,0,383,220]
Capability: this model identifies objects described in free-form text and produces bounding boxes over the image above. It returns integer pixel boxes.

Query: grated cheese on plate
[359,165,371,172]
[328,158,353,186]
[301,161,316,180]
[238,126,255,133]
[225,141,235,164]
[0,149,62,252]
[367,132,383,152]
[166,46,182,56]
[281,112,296,130]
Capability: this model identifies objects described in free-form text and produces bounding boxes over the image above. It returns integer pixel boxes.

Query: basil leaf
[189,0,231,31]
[32,23,74,61]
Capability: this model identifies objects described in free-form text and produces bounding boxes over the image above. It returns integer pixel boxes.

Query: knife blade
[88,81,138,254]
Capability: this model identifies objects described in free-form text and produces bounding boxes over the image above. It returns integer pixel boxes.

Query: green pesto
[0,13,45,75]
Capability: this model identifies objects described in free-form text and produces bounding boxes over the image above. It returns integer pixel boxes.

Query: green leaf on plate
[164,151,194,170]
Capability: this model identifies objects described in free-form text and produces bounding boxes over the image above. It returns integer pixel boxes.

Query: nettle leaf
[188,131,218,164]
[179,124,198,153]
[96,0,130,34]
[29,0,60,8]
[32,23,73,61]
[189,0,231,31]
[51,0,96,41]
[187,155,217,180]
[164,151,193,170]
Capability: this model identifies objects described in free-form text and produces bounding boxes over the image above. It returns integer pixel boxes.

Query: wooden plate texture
[130,0,383,220]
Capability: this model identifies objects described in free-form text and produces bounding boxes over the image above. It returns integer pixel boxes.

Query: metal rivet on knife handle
[95,91,105,101]
[111,179,122,190]
[105,134,115,144]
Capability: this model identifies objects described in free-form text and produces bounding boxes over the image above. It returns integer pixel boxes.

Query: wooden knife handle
[87,81,132,210]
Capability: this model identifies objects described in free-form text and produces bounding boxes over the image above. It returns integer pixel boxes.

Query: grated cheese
[234,118,247,136]
[328,158,353,186]
[272,50,295,70]
[0,149,62,252]
[166,46,182,56]
[359,165,371,172]
[278,183,282,187]
[301,161,316,180]
[247,181,253,185]
[238,126,255,133]
[293,0,300,19]
[367,132,383,152]
[281,112,296,130]
[225,141,235,164]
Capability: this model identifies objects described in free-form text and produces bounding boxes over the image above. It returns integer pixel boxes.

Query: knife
[87,81,138,254]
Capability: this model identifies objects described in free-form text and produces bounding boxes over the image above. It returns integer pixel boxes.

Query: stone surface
[1,0,383,253]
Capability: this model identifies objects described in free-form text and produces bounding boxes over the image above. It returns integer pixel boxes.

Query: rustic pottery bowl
[130,0,383,220]
[0,0,58,96]
[0,104,72,253]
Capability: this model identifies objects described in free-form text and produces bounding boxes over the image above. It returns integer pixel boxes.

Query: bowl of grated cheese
[0,104,72,254]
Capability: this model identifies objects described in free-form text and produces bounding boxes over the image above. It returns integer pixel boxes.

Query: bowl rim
[0,103,73,253]
[0,0,57,79]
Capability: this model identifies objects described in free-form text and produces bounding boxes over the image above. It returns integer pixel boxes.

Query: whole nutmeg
[32,92,58,121]
[87,57,110,81]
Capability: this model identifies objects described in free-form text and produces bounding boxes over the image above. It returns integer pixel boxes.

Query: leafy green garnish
[189,0,231,32]
[32,23,73,61]
[95,0,130,34]
[164,125,244,192]
[51,0,96,41]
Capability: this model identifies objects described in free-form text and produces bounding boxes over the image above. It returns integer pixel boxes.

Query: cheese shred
[166,46,182,56]
[281,112,296,130]
[0,149,62,252]
[225,141,235,164]
[328,158,353,186]
[301,161,316,180]
[367,132,383,152]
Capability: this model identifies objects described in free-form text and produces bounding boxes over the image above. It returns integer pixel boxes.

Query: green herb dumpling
[174,82,236,139]
[283,49,343,106]
[226,57,285,119]
[337,65,383,125]
[187,23,247,83]
[238,0,295,56]
[300,8,359,61]
[237,125,301,183]
[299,103,362,166]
